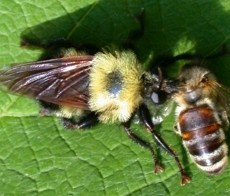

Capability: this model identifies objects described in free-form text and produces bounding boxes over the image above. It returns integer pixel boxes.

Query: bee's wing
[0,56,93,109]
[211,83,230,131]
[214,82,229,108]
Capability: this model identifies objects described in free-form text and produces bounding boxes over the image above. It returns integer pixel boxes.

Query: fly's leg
[38,100,99,129]
[39,101,60,116]
[122,120,164,174]
[138,104,191,185]
[61,112,99,129]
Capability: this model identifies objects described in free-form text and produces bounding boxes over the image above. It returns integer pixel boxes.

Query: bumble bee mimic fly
[172,66,229,175]
[0,49,191,185]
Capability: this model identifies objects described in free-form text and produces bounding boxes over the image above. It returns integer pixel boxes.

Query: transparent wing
[215,83,230,130]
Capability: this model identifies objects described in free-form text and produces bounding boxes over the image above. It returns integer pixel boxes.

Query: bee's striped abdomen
[179,104,228,174]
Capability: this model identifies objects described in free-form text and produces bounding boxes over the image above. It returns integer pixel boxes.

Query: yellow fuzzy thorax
[89,51,144,123]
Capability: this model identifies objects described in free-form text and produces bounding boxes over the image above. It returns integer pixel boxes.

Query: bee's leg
[138,103,191,185]
[122,120,164,174]
[61,112,99,129]
[174,124,180,135]
[218,110,229,131]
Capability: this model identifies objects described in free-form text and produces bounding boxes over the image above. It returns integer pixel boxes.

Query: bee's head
[175,66,218,105]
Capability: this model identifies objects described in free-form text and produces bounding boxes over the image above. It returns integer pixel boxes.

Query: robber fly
[0,48,191,185]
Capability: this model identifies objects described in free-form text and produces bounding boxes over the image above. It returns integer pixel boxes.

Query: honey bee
[172,66,229,174]
[0,49,191,185]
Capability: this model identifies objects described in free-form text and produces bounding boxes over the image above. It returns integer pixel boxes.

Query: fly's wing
[0,56,93,109]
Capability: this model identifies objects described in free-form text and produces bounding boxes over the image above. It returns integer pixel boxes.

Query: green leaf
[1,0,230,195]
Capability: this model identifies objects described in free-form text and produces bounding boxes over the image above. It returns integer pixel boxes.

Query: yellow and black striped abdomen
[179,104,228,174]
